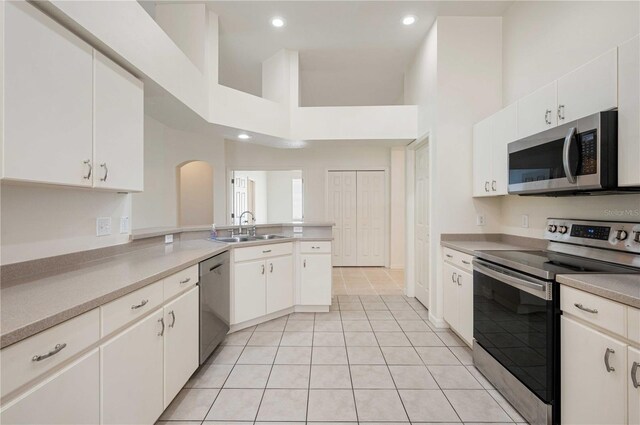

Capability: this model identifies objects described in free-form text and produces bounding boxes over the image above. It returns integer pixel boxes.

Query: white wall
[502,1,640,105]
[155,3,207,72]
[500,1,640,236]
[266,170,302,223]
[1,184,131,265]
[226,141,391,223]
[390,147,406,269]
[132,115,226,229]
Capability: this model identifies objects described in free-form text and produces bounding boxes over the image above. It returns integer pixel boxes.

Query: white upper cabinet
[2,2,144,192]
[472,103,517,197]
[618,35,640,187]
[517,81,557,139]
[3,1,93,186]
[557,48,618,124]
[93,51,144,192]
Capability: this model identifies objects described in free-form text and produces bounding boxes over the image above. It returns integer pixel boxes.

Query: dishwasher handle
[209,263,224,273]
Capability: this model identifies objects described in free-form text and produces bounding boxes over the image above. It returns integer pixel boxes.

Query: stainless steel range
[472,218,640,425]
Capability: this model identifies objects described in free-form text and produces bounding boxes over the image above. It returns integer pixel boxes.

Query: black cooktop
[475,250,639,280]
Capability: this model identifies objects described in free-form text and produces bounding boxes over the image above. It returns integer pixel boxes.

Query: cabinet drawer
[442,247,474,272]
[234,242,293,263]
[163,265,198,301]
[1,309,100,399]
[628,307,640,344]
[101,281,163,336]
[561,285,626,337]
[300,241,331,254]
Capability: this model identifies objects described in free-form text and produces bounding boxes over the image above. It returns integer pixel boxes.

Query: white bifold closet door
[328,170,384,267]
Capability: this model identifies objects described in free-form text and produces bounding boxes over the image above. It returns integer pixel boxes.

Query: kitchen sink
[214,234,287,243]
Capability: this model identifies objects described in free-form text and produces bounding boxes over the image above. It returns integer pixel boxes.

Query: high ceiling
[207,1,513,106]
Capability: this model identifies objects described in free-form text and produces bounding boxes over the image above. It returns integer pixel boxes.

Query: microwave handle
[562,127,578,184]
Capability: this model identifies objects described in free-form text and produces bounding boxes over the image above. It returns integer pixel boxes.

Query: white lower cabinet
[300,254,332,305]
[234,259,267,323]
[442,256,473,346]
[101,309,164,425]
[561,316,627,425]
[629,346,640,425]
[266,255,294,314]
[0,349,100,425]
[164,287,199,407]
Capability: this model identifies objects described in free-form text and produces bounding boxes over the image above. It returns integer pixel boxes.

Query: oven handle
[562,126,578,184]
[473,260,551,300]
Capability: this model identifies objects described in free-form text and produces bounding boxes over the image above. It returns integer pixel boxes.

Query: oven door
[473,259,556,404]
[507,111,616,195]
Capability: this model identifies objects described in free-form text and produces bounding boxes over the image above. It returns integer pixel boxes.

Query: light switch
[521,214,529,228]
[96,217,112,236]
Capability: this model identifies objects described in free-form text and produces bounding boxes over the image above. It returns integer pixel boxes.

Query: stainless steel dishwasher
[199,251,230,364]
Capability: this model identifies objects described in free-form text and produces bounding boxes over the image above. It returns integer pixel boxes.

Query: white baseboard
[295,305,329,312]
[228,304,329,332]
[428,312,449,330]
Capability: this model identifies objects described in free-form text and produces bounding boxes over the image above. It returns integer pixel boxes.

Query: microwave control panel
[578,130,598,175]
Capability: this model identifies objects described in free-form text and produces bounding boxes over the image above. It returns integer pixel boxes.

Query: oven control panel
[545,218,640,253]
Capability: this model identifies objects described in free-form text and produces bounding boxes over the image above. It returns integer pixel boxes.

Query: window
[292,178,303,221]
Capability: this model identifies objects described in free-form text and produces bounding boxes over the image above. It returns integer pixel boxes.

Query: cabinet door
[561,316,627,425]
[234,260,266,323]
[93,51,144,192]
[266,255,294,314]
[630,346,640,425]
[300,254,332,305]
[491,103,517,195]
[3,1,93,186]
[472,116,493,197]
[456,269,473,346]
[618,35,640,187]
[517,81,557,139]
[442,262,459,330]
[0,350,99,425]
[557,48,617,124]
[164,287,199,408]
[101,310,164,425]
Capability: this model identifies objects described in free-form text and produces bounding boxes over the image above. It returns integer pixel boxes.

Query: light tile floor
[332,267,404,295]
[158,292,528,425]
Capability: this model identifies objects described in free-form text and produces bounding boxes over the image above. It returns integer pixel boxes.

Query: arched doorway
[177,160,214,226]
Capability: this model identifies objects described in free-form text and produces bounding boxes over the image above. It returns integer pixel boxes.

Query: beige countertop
[441,240,541,255]
[557,274,640,309]
[131,222,334,240]
[1,235,331,349]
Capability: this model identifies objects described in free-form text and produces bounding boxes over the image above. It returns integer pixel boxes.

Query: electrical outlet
[293,226,303,233]
[165,234,174,244]
[521,214,530,228]
[96,217,112,236]
[119,216,130,234]
[476,215,486,226]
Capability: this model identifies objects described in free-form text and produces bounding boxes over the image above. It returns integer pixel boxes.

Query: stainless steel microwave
[508,111,617,196]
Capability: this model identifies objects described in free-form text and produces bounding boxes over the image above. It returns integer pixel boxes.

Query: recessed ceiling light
[402,15,416,26]
[271,17,285,28]
[238,133,251,140]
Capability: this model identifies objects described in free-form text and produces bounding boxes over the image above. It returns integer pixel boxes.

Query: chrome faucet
[237,211,255,236]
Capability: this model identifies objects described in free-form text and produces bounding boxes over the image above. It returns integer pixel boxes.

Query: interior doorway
[177,160,214,226]
[414,142,430,307]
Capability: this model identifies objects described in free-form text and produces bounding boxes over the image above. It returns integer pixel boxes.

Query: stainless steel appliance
[472,218,640,425]
[199,251,230,364]
[508,111,619,195]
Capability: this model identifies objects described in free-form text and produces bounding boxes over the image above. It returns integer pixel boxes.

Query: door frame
[405,133,432,307]
[324,168,390,268]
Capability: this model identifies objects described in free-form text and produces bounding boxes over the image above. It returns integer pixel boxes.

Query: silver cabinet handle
[462,260,470,265]
[544,109,552,125]
[158,317,165,336]
[99,163,108,182]
[312,246,320,249]
[484,181,489,192]
[131,299,148,310]
[491,180,496,191]
[632,361,639,389]
[83,159,92,180]
[32,343,67,362]
[303,259,306,268]
[558,104,565,120]
[179,277,191,284]
[168,310,176,328]
[270,263,273,273]
[261,264,265,275]
[451,272,457,283]
[574,303,598,314]
[262,249,272,254]
[457,275,461,286]
[445,254,453,259]
[604,348,615,372]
